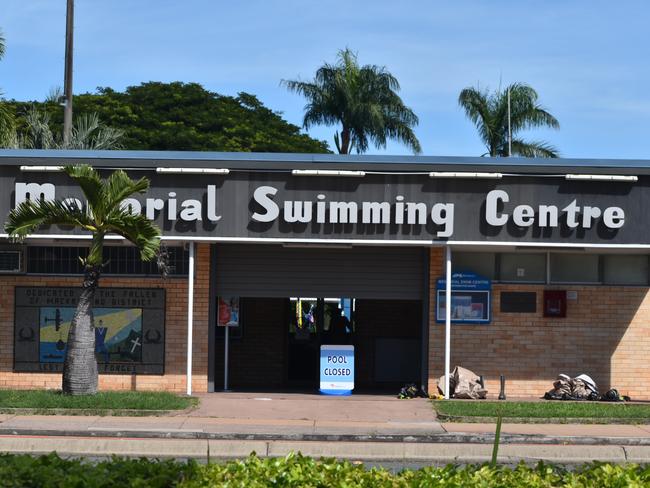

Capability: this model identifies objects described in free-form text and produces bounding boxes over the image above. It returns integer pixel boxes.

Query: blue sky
[1,1,648,159]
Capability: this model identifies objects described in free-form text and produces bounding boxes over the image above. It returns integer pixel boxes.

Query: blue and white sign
[436,272,491,324]
[320,345,354,395]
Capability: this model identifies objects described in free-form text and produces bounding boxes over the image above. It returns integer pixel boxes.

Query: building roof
[0,149,648,175]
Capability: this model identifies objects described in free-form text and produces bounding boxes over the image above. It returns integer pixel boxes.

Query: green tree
[282,48,421,154]
[458,82,560,158]
[5,166,161,395]
[8,82,329,152]
[0,28,16,147]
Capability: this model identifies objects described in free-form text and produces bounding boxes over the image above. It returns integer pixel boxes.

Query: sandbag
[544,373,599,401]
[438,366,487,399]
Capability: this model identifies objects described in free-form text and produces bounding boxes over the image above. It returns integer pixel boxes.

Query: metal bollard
[498,375,506,400]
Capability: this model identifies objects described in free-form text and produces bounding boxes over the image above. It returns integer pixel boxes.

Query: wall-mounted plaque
[500,292,537,313]
[14,287,165,374]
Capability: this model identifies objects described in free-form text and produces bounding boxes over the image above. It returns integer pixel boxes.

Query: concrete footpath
[1,393,649,465]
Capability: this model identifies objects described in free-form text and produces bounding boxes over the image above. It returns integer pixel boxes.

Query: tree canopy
[458,83,560,158]
[283,48,421,154]
[0,28,16,147]
[7,82,330,153]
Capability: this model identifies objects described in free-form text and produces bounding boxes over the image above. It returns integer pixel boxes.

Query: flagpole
[507,88,512,157]
[63,0,74,145]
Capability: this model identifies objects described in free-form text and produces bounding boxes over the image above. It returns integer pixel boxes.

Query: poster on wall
[217,296,240,327]
[14,287,165,374]
[436,272,491,324]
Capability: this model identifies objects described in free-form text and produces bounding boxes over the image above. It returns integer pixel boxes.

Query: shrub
[0,453,648,487]
[0,454,197,488]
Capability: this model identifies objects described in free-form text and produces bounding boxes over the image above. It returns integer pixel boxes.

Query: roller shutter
[214,244,425,299]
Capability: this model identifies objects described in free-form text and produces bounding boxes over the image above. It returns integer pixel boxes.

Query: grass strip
[433,400,650,422]
[0,390,197,411]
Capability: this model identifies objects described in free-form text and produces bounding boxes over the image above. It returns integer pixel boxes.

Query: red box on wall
[543,290,567,318]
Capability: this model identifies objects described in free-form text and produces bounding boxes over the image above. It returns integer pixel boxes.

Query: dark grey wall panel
[214,244,424,299]
[2,167,648,245]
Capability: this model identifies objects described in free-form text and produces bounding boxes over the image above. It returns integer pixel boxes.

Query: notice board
[436,272,491,324]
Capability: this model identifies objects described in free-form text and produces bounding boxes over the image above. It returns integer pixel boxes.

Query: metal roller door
[214,244,425,299]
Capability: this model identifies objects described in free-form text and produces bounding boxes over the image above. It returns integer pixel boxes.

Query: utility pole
[507,88,512,157]
[63,0,74,146]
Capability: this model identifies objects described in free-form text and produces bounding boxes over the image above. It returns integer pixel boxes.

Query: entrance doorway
[214,296,422,392]
[287,297,354,386]
[211,244,428,393]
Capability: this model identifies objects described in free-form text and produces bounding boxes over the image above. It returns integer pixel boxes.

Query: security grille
[0,250,22,273]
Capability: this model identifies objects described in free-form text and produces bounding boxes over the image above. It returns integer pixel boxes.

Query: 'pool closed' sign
[319,345,354,395]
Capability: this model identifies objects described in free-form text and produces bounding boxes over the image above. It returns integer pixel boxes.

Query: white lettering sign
[12,182,628,236]
[484,189,625,230]
[251,189,455,237]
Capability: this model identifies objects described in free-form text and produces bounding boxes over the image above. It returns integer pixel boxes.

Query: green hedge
[0,453,649,487]
[0,454,198,487]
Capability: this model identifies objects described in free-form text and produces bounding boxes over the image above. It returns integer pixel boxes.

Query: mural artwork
[39,307,144,364]
[15,287,165,374]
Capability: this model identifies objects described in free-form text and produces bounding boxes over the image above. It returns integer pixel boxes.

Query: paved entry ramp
[184,392,443,436]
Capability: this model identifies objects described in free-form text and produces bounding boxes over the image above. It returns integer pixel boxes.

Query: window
[550,253,599,283]
[603,255,648,285]
[26,246,189,276]
[499,253,546,283]
[27,246,86,274]
[452,252,496,279]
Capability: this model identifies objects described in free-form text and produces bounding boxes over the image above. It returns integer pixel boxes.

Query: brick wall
[0,243,210,393]
[428,247,650,400]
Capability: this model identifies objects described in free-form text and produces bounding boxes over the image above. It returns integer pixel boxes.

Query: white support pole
[444,245,452,400]
[224,325,230,391]
[186,242,195,396]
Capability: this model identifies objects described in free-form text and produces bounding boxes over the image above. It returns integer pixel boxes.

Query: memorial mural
[15,287,165,374]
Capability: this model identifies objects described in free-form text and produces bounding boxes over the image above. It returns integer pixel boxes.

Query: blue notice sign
[436,272,491,324]
[320,345,354,395]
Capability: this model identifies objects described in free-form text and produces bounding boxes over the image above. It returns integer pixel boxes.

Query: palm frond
[0,99,16,147]
[511,139,559,158]
[105,213,161,261]
[65,113,124,150]
[104,170,149,209]
[45,86,64,104]
[62,165,104,218]
[459,87,494,154]
[5,199,95,240]
[21,106,55,149]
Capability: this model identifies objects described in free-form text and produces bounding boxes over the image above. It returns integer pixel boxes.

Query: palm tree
[282,48,421,154]
[15,107,123,150]
[458,83,560,158]
[5,165,161,395]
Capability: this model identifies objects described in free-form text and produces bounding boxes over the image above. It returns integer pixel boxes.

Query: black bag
[397,383,426,399]
[602,388,623,402]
